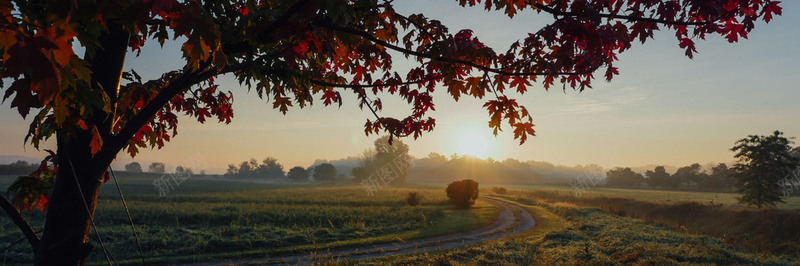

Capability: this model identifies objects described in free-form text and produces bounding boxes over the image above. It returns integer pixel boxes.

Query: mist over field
[2,0,800,265]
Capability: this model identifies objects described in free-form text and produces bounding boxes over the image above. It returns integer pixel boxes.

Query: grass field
[3,174,800,265]
[377,194,799,265]
[471,183,800,209]
[0,174,498,265]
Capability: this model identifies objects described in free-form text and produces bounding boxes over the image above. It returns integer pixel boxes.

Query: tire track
[185,198,535,265]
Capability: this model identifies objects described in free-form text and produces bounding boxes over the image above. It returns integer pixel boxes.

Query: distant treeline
[0,160,37,175]
[605,163,739,192]
[409,153,597,185]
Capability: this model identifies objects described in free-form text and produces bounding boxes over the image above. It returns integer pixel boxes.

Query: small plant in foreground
[446,179,479,209]
[406,191,422,206]
[492,187,508,194]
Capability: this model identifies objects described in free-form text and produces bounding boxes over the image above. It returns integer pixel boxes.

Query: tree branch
[0,195,39,253]
[307,75,440,89]
[313,20,592,77]
[103,62,240,158]
[256,0,315,43]
[531,3,723,26]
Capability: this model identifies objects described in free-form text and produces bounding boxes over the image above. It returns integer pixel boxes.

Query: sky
[1,1,799,174]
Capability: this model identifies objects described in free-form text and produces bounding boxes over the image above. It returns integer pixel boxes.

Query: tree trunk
[34,23,128,266]
[34,135,107,265]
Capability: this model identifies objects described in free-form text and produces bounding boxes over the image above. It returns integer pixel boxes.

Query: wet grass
[0,175,497,265]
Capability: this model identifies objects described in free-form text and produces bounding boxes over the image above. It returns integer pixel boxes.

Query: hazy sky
[1,1,799,173]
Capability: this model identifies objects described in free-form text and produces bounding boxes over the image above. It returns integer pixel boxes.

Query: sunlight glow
[457,131,490,158]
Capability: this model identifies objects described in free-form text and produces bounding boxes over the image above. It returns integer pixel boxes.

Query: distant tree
[605,167,645,188]
[2,1,782,263]
[314,163,337,182]
[225,164,238,176]
[124,162,142,172]
[673,163,707,190]
[238,160,254,176]
[148,162,166,174]
[11,160,30,166]
[0,160,37,175]
[226,157,284,178]
[792,146,800,161]
[427,152,447,163]
[287,166,309,182]
[491,187,508,194]
[710,163,736,190]
[352,135,409,185]
[256,157,285,178]
[446,179,479,209]
[645,166,671,189]
[731,131,800,208]
[175,166,193,175]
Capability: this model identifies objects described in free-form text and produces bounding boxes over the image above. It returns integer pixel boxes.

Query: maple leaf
[763,2,782,23]
[1,1,784,257]
[89,126,103,156]
[513,122,536,145]
[510,76,531,93]
[679,38,697,59]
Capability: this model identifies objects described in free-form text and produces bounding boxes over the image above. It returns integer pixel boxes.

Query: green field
[2,175,799,265]
[0,174,498,265]
[379,195,798,265]
[512,185,800,209]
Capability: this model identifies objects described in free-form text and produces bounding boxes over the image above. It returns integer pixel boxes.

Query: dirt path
[185,197,535,265]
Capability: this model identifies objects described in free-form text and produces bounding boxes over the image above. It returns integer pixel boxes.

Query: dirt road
[187,197,536,265]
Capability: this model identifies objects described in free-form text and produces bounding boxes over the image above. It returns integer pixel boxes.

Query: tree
[731,131,800,208]
[287,166,309,181]
[175,165,193,175]
[645,166,670,189]
[256,157,285,179]
[352,135,409,185]
[124,162,142,173]
[0,0,782,264]
[225,164,238,176]
[710,163,736,191]
[148,162,166,174]
[446,179,479,209]
[605,167,644,188]
[673,163,707,190]
[313,163,337,183]
[225,157,284,178]
[11,160,30,167]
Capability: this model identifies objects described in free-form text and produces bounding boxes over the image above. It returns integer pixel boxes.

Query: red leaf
[90,126,103,156]
[679,38,696,59]
[36,194,49,211]
[763,2,782,23]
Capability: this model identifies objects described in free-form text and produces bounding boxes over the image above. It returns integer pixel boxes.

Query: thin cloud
[561,87,646,114]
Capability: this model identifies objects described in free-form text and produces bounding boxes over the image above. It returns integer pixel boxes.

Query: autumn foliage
[0,0,784,264]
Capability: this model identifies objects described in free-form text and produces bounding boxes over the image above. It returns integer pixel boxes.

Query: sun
[456,131,490,158]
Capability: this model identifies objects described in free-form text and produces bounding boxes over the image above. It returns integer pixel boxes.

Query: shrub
[445,179,479,209]
[491,187,507,194]
[406,191,422,206]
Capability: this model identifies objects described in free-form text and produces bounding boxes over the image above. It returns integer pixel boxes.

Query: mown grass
[515,189,800,258]
[0,175,498,265]
[376,194,798,265]
[502,184,800,209]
